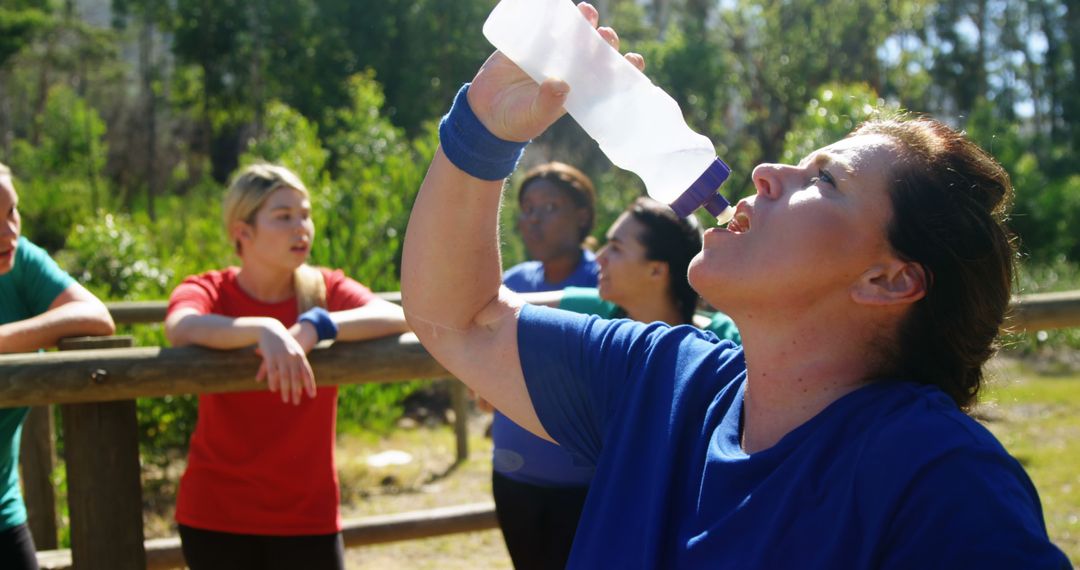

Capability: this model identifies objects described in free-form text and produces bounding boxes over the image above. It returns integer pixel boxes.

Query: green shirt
[0,237,74,531]
[559,287,741,344]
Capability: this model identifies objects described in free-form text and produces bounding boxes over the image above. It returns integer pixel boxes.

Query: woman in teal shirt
[0,162,115,569]
[526,197,739,342]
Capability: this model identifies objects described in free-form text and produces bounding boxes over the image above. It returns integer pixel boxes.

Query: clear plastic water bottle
[483,0,734,223]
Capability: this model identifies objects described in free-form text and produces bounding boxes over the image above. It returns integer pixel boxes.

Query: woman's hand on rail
[254,321,317,405]
[288,321,319,354]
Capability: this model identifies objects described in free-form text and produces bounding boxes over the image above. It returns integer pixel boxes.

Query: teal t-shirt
[559,286,741,344]
[0,236,75,531]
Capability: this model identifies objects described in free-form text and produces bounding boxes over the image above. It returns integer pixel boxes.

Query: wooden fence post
[20,405,58,549]
[450,380,469,464]
[57,336,146,570]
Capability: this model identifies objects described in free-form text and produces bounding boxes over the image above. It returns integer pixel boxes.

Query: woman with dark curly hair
[401,3,1069,567]
[491,161,599,570]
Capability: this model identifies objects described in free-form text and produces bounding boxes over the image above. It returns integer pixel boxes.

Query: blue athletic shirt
[0,237,75,531]
[493,249,598,486]
[517,304,1069,569]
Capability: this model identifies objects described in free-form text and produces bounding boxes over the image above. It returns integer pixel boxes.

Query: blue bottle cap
[668,157,732,219]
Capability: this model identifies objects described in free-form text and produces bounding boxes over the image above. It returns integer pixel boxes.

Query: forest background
[2,0,1079,457]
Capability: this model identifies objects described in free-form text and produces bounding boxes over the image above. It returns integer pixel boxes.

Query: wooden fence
[2,290,1079,569]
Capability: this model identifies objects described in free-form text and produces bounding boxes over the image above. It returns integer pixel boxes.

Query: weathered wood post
[20,405,58,549]
[57,336,146,570]
[450,380,469,464]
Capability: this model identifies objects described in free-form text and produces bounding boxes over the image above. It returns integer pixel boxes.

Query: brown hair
[223,163,325,311]
[854,117,1016,410]
[628,197,703,324]
[518,162,597,245]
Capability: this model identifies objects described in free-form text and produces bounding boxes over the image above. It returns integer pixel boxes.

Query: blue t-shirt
[0,237,75,531]
[493,249,599,486]
[517,304,1069,569]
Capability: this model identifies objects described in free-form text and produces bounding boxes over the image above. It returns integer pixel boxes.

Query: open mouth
[727,211,751,234]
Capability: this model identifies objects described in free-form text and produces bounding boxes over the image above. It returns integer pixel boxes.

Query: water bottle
[483,0,734,223]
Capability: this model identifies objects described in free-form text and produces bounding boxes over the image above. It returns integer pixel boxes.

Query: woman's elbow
[95,314,116,336]
[82,302,116,337]
[163,317,190,347]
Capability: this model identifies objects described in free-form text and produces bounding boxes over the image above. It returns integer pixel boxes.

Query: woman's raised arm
[401,3,639,440]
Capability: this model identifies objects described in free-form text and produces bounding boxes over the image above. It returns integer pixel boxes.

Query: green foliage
[319,73,436,291]
[965,99,1080,263]
[58,211,172,300]
[0,6,50,67]
[7,86,109,250]
[137,395,199,465]
[242,100,329,181]
[337,382,425,435]
[781,83,899,164]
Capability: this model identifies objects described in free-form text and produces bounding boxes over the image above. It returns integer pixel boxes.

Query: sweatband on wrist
[297,307,338,342]
[438,83,528,181]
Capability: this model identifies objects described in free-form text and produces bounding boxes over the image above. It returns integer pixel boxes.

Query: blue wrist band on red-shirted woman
[298,307,338,342]
[438,83,528,181]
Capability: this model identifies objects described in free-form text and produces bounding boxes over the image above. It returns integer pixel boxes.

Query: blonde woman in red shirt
[165,164,409,570]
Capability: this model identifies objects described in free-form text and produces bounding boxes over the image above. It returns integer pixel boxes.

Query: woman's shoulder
[175,267,239,290]
[502,260,543,285]
[313,266,375,307]
[15,235,44,260]
[850,382,1024,488]
[842,383,1064,565]
[867,383,1004,449]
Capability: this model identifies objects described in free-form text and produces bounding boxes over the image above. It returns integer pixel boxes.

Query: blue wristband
[297,307,338,342]
[438,83,528,181]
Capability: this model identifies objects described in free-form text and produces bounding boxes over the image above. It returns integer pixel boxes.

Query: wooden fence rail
[1006,290,1080,331]
[4,289,1079,569]
[0,334,446,407]
[103,289,1080,331]
[36,502,499,570]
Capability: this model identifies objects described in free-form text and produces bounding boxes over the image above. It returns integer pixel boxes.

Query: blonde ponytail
[294,264,327,312]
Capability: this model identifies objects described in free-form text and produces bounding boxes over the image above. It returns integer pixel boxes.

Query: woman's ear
[851,259,927,306]
[649,261,669,281]
[576,206,591,235]
[229,220,253,256]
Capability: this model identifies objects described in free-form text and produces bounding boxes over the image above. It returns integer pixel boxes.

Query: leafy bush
[58,211,172,301]
[7,85,110,250]
[781,82,898,164]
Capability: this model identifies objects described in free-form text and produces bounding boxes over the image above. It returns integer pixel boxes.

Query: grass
[980,357,1080,566]
[335,419,511,569]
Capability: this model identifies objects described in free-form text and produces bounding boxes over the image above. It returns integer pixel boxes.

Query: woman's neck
[624,294,686,327]
[235,262,295,303]
[541,248,583,284]
[735,303,883,454]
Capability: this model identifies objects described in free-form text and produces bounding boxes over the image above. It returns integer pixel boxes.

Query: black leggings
[178,524,344,570]
[492,472,589,570]
[0,523,39,570]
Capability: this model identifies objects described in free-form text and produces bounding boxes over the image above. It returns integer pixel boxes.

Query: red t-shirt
[166,267,375,535]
